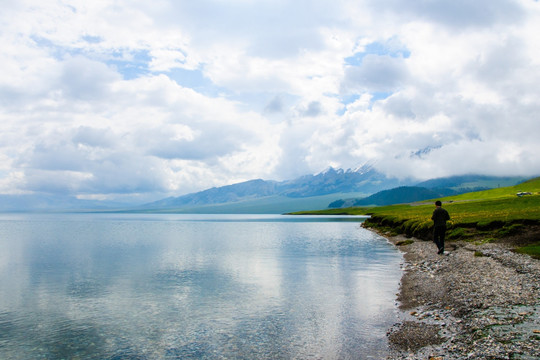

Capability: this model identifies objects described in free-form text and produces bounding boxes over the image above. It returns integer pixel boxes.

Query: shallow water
[0,214,402,359]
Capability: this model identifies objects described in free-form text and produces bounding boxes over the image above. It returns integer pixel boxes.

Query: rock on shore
[384,234,540,359]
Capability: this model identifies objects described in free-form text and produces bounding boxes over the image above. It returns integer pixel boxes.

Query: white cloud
[369,0,525,30]
[1,0,540,202]
[60,56,121,101]
[342,54,409,93]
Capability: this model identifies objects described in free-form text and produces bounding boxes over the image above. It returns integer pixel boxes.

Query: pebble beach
[382,231,540,359]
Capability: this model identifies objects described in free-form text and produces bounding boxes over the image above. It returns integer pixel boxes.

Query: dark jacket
[432,207,450,227]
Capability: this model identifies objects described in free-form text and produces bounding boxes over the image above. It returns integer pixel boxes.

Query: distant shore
[377,229,540,359]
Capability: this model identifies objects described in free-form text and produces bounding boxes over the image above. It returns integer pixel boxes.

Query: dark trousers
[433,225,446,253]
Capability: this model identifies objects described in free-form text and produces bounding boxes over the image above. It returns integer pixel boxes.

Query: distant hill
[416,175,523,190]
[328,175,530,208]
[328,186,457,207]
[144,179,278,208]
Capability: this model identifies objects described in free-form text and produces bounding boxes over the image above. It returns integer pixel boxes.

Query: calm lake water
[0,214,402,360]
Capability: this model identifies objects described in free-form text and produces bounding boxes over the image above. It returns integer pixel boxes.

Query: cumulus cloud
[73,126,116,148]
[1,0,540,202]
[264,96,284,114]
[369,0,525,29]
[300,101,323,117]
[59,57,121,101]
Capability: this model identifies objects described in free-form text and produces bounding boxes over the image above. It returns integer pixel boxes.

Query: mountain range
[140,165,408,211]
[0,166,530,213]
[137,168,528,213]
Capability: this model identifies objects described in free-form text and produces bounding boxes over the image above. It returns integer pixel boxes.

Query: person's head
[435,200,442,207]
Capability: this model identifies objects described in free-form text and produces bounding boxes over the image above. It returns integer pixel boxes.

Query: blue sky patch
[31,36,84,60]
[82,35,102,44]
[340,94,360,106]
[108,50,151,80]
[372,91,392,101]
[345,41,411,66]
[165,68,226,97]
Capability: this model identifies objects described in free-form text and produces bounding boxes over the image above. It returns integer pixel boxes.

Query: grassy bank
[292,177,540,250]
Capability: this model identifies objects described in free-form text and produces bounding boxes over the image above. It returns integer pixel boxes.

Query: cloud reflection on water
[0,214,402,359]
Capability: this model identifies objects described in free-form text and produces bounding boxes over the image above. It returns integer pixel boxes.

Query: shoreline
[377,231,540,359]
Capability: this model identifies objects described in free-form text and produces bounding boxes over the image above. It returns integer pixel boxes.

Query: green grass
[515,243,540,259]
[440,176,540,201]
[291,177,540,244]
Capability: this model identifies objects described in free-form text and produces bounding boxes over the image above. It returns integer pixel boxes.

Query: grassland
[292,177,540,249]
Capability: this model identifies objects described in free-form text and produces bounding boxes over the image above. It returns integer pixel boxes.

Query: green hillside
[438,176,540,201]
[292,177,540,250]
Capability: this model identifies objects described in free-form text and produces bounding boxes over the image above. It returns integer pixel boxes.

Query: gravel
[382,234,540,360]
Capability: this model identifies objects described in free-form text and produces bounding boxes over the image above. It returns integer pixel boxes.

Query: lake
[0,214,402,359]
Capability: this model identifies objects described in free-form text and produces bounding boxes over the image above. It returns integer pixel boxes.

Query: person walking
[431,200,450,255]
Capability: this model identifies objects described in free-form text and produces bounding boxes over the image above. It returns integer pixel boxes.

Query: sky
[1,0,540,203]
